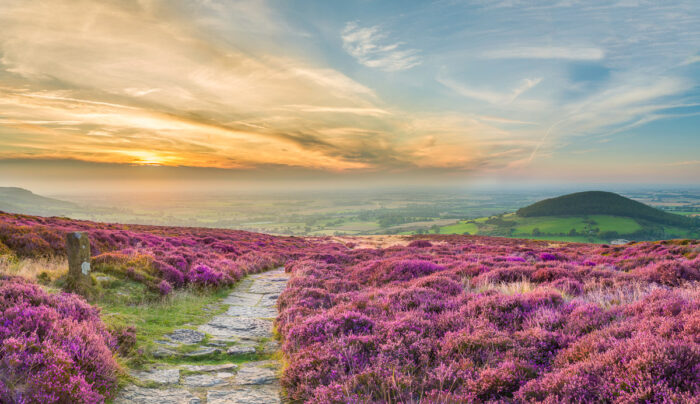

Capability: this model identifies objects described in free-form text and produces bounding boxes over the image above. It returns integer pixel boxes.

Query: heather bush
[408,239,433,248]
[278,236,700,402]
[110,325,137,356]
[187,264,230,287]
[158,279,172,296]
[0,276,118,403]
[0,241,12,257]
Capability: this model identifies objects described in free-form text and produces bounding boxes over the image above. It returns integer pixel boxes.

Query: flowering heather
[0,212,316,290]
[278,235,700,403]
[1,212,699,402]
[0,276,118,403]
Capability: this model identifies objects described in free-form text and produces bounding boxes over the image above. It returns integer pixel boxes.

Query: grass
[0,255,67,282]
[98,283,233,354]
[438,221,478,235]
[660,225,700,238]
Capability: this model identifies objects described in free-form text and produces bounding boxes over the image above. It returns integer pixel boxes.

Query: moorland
[0,208,698,403]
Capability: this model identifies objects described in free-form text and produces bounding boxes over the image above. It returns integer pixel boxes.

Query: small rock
[226,345,256,356]
[235,366,277,385]
[167,329,205,344]
[130,368,179,385]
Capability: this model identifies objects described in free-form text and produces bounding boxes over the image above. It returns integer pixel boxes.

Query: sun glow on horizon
[0,0,698,185]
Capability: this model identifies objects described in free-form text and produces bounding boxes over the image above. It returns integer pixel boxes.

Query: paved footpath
[116,268,289,404]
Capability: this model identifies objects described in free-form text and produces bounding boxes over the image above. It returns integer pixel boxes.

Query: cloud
[1,0,696,184]
[475,115,538,125]
[525,76,688,164]
[437,75,542,105]
[681,54,700,66]
[664,160,700,166]
[0,1,522,175]
[341,22,422,72]
[0,1,400,171]
[482,46,605,60]
[284,105,391,117]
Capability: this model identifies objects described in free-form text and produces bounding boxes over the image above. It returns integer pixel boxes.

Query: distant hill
[0,187,78,216]
[516,191,696,228]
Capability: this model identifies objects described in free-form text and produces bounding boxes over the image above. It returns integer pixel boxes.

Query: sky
[0,0,699,193]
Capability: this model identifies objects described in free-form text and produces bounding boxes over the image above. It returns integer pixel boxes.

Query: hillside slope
[0,187,78,216]
[516,191,696,227]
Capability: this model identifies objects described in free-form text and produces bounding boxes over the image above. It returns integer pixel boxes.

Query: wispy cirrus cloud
[482,46,605,61]
[341,22,422,72]
[437,75,542,105]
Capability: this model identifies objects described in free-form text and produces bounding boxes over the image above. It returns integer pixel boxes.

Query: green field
[418,213,694,243]
[512,215,642,235]
[438,222,479,235]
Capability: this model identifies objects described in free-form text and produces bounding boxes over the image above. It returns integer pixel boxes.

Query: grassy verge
[96,277,233,366]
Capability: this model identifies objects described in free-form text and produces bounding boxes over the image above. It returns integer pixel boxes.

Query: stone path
[115,268,289,404]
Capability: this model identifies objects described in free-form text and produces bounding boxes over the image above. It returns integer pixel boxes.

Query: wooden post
[66,232,91,286]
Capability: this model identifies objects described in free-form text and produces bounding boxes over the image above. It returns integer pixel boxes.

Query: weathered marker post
[66,231,91,288]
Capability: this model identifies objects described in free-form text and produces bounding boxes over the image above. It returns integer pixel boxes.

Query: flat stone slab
[183,363,238,373]
[183,347,221,358]
[167,329,205,344]
[235,366,277,385]
[258,294,279,308]
[131,368,180,385]
[221,292,261,306]
[182,373,233,387]
[225,305,277,318]
[206,387,280,404]
[115,386,200,404]
[199,316,272,339]
[226,345,257,355]
[248,281,287,295]
[152,347,177,358]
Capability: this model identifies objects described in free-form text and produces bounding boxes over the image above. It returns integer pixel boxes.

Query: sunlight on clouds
[0,0,697,184]
[0,0,479,172]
